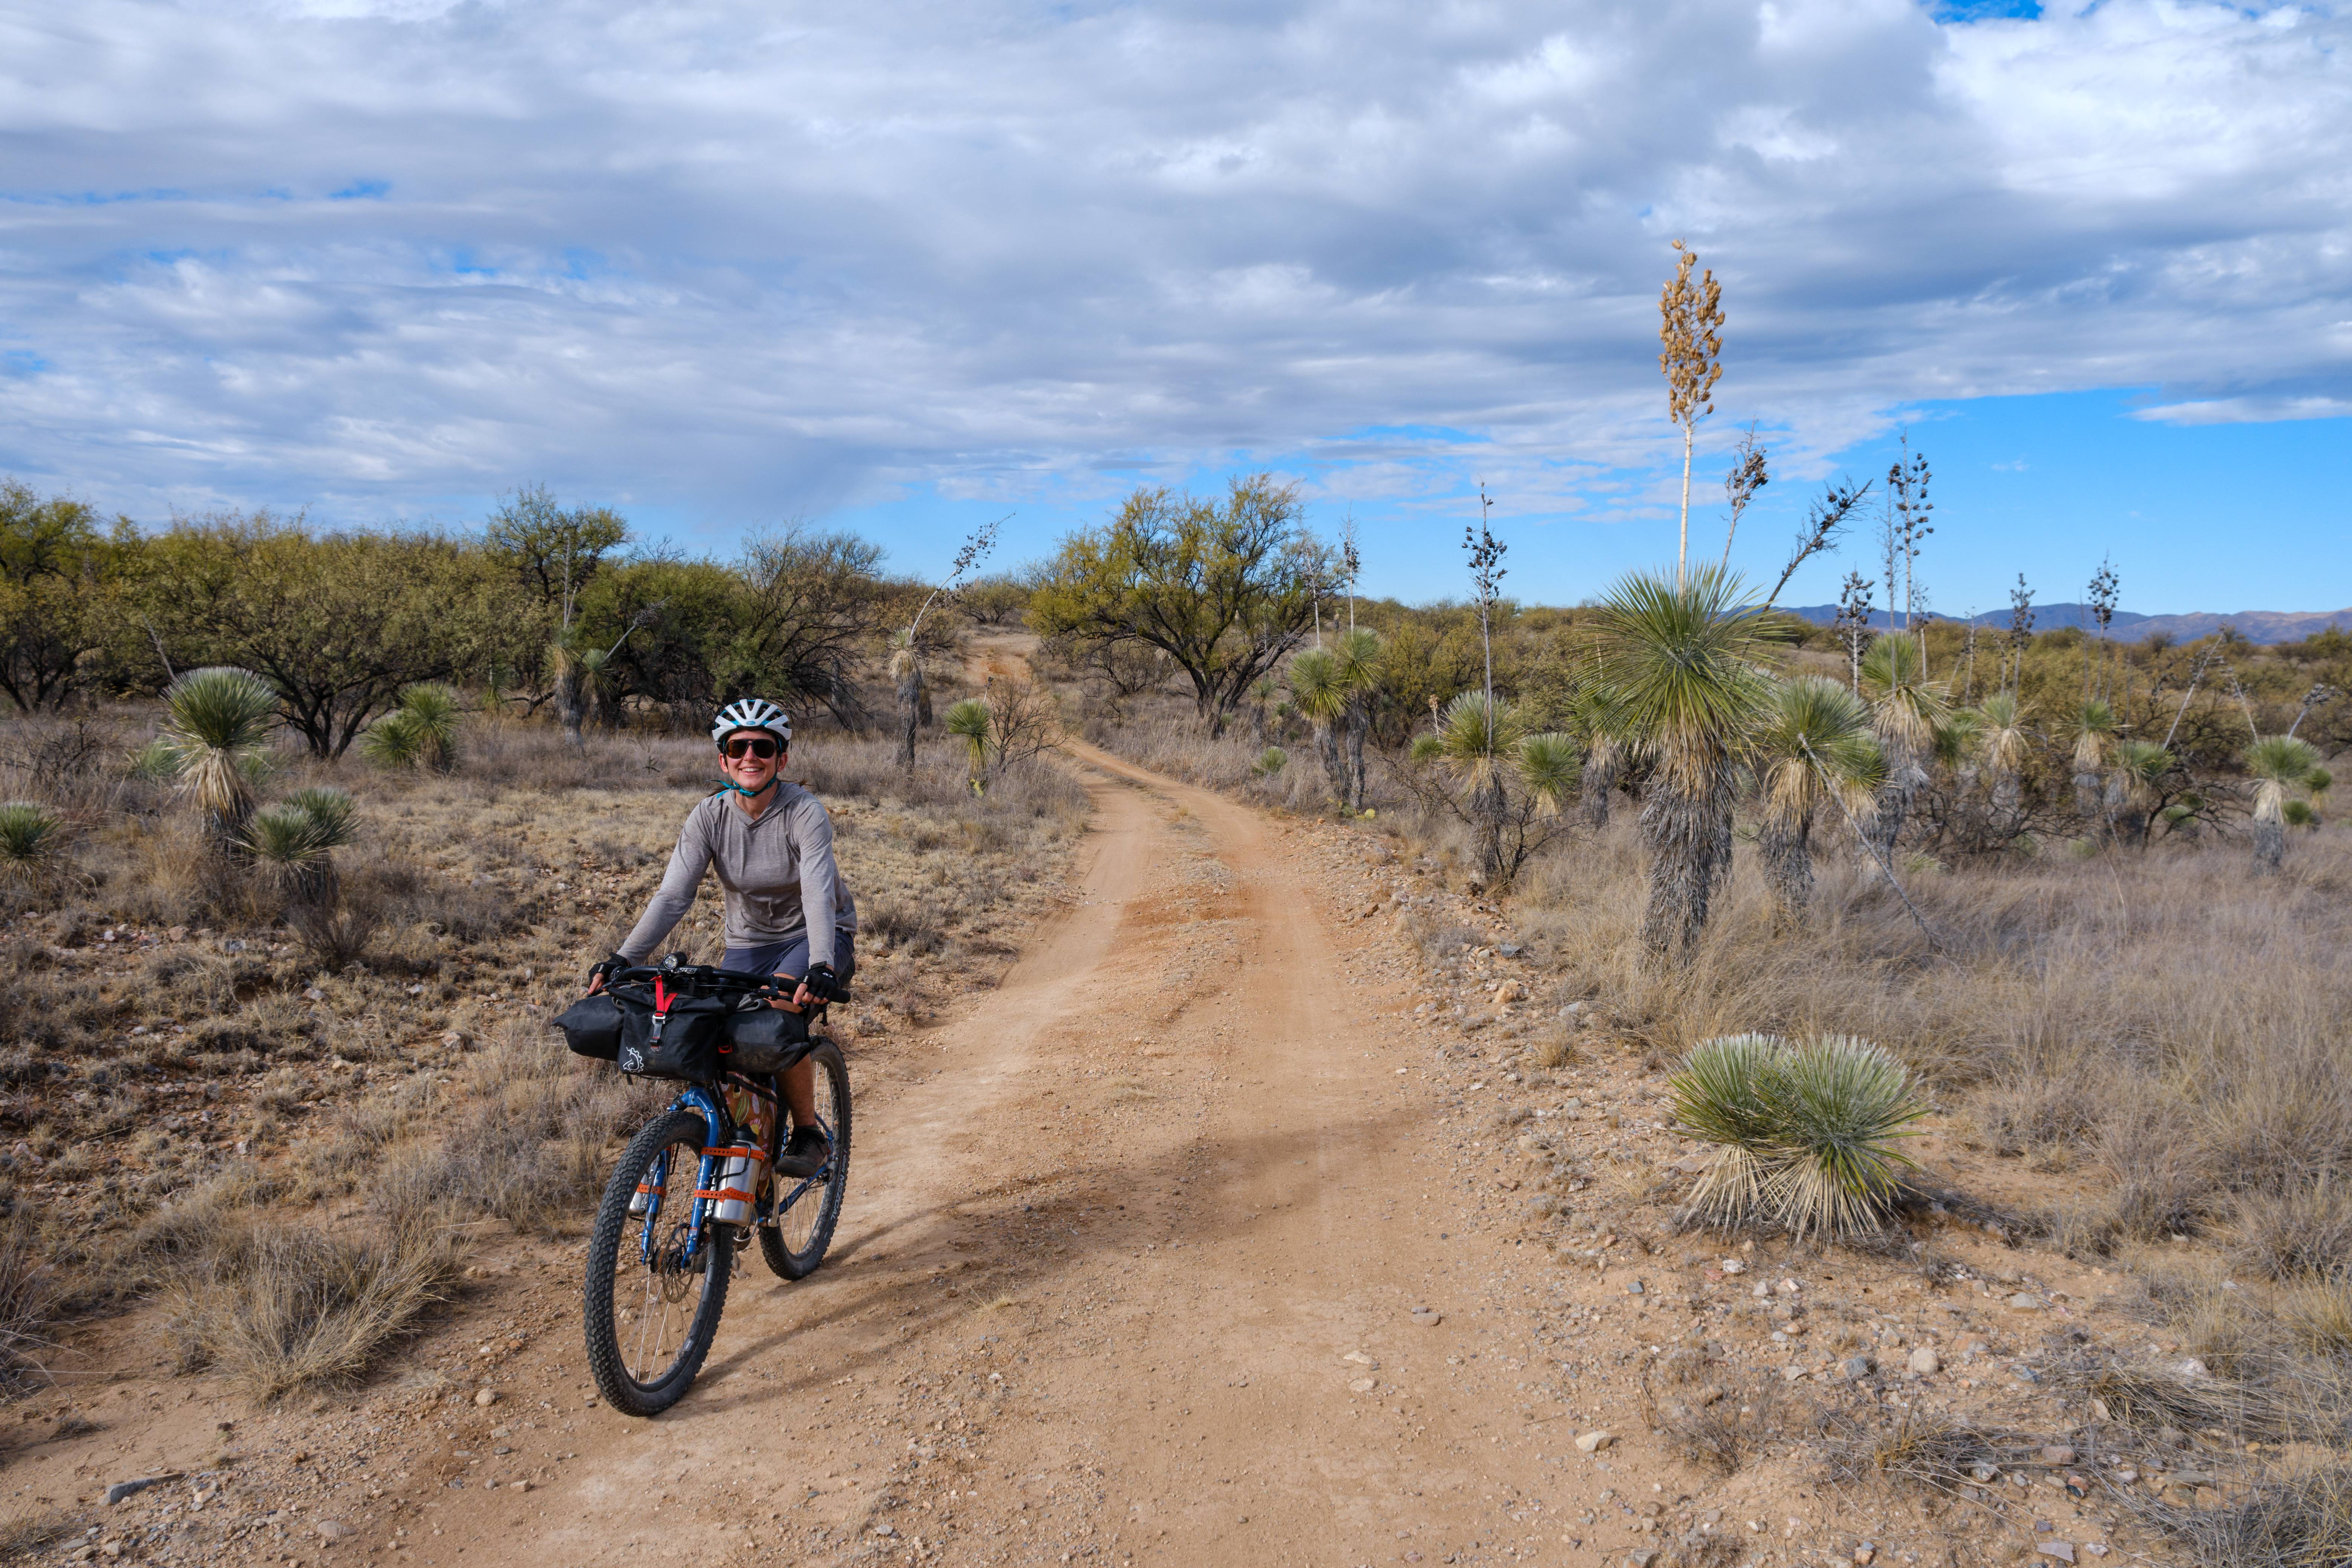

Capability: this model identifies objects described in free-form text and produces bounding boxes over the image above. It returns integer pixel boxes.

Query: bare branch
[1763,475,1874,609]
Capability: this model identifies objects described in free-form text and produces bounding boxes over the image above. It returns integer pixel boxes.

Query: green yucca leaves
[361,684,462,772]
[360,710,426,770]
[243,787,358,904]
[1252,747,1288,777]
[0,802,64,888]
[945,698,992,791]
[1515,733,1580,815]
[2285,799,2320,829]
[2248,735,2322,822]
[2113,739,2173,797]
[1860,635,1951,758]
[2070,698,2117,772]
[161,666,279,850]
[1286,648,1346,727]
[1754,676,1882,824]
[1670,1033,1927,1239]
[129,738,182,782]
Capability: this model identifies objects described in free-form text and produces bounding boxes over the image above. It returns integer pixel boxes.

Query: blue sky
[2,0,2347,616]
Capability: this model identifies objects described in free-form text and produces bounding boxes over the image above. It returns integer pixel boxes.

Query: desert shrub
[159,1210,461,1401]
[2233,1180,2352,1281]
[377,1020,649,1238]
[290,902,381,970]
[1657,1372,1787,1476]
[1671,1033,1926,1239]
[2168,1466,2352,1568]
[0,1215,61,1395]
[862,897,945,956]
[2281,1278,2352,1356]
[1816,1407,2040,1493]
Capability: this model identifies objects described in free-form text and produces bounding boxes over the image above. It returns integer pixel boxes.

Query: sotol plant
[945,698,992,795]
[161,666,280,856]
[1408,692,1578,887]
[1670,1033,1927,1239]
[1858,634,1949,870]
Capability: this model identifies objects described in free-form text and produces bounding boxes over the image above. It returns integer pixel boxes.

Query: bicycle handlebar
[605,959,854,1005]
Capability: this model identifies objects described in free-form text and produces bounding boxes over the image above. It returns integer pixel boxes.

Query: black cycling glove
[801,962,839,1002]
[586,952,629,989]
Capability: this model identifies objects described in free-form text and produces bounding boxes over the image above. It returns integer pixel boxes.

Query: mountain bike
[566,959,852,1416]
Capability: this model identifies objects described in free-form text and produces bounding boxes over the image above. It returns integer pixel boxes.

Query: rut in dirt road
[418,743,1619,1568]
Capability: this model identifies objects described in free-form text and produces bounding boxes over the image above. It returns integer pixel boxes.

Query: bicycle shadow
[669,1105,1406,1416]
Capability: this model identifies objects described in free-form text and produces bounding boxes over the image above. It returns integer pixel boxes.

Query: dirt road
[16,730,2167,1568]
[391,735,1634,1567]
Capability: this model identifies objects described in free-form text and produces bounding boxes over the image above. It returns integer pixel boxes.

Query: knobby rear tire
[585,1107,733,1417]
[761,1038,851,1280]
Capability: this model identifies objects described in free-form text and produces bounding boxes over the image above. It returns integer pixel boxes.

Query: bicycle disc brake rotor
[649,1220,703,1302]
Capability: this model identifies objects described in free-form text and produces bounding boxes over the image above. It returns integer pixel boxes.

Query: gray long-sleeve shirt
[618,784,858,968]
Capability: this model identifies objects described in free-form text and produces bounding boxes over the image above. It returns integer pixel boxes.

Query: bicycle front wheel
[761,1038,851,1280]
[585,1107,734,1417]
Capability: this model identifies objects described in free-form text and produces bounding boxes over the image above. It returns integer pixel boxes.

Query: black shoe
[776,1125,832,1179]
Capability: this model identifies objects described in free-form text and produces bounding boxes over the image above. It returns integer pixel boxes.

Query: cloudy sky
[2,0,2347,612]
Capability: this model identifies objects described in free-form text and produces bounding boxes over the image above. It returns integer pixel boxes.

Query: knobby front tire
[585,1107,734,1417]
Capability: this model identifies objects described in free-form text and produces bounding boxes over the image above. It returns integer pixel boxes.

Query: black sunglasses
[721,736,779,760]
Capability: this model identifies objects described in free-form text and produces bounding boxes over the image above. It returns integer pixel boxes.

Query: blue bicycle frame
[633,1079,835,1269]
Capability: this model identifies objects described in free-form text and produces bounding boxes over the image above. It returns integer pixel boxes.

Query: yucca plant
[360,710,426,770]
[1567,686,1639,831]
[1670,1033,1927,1239]
[0,802,66,891]
[945,698,992,795]
[2248,734,2324,874]
[1251,747,1288,778]
[160,666,279,856]
[2105,738,2173,847]
[1974,692,2030,826]
[1587,565,1777,962]
[2069,699,2116,826]
[1407,693,1578,885]
[1749,677,1883,921]
[361,685,461,772]
[244,787,358,908]
[129,738,182,782]
[1857,634,1949,869]
[1287,647,1348,805]
[1330,626,1383,812]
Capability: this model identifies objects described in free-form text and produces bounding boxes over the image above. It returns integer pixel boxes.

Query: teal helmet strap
[715,774,779,801]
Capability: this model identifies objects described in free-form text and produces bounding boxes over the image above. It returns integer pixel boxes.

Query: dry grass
[158,1207,463,1403]
[0,1512,76,1561]
[2158,1464,2352,1568]
[1653,1372,1788,1476]
[0,1216,61,1395]
[1495,816,2352,1254]
[1816,1406,2044,1496]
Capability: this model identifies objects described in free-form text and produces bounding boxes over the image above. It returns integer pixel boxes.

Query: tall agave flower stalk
[1751,677,1883,922]
[160,666,279,858]
[2248,735,2323,874]
[1588,566,1776,963]
[2070,699,2116,827]
[1857,635,1949,872]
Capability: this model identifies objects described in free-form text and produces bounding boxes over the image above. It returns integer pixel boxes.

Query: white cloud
[0,0,2344,536]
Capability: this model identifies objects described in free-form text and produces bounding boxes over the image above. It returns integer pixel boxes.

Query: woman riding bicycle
[590,697,857,1178]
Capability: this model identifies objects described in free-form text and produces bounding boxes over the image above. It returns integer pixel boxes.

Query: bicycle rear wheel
[585,1107,734,1416]
[761,1038,851,1280]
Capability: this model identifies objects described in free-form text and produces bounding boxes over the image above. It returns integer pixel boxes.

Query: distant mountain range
[1780,602,2352,646]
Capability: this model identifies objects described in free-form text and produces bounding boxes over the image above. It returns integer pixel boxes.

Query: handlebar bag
[609,982,732,1085]
[723,1004,811,1075]
[552,995,623,1061]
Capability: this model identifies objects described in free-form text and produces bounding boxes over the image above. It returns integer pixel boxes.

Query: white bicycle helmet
[711,697,792,749]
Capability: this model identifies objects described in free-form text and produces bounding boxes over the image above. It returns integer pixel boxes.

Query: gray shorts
[722,931,857,989]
